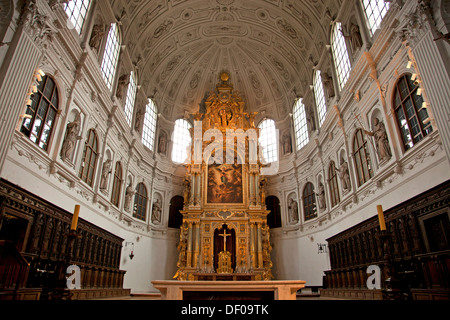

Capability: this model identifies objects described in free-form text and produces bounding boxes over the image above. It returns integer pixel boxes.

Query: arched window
[64,0,91,34]
[361,0,391,36]
[142,99,158,151]
[328,161,340,208]
[100,23,120,90]
[331,22,352,90]
[168,196,184,228]
[124,71,137,127]
[293,99,309,150]
[21,75,59,151]
[133,183,148,221]
[303,182,317,221]
[393,74,433,151]
[79,129,99,186]
[258,119,278,163]
[111,162,123,207]
[171,119,192,164]
[314,70,327,127]
[353,129,373,186]
[266,196,281,228]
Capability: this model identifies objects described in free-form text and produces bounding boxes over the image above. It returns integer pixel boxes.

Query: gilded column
[257,223,263,268]
[186,222,193,267]
[250,223,256,269]
[249,173,255,205]
[193,222,200,269]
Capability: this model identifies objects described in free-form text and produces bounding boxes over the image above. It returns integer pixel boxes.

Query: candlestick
[71,204,80,230]
[377,205,386,231]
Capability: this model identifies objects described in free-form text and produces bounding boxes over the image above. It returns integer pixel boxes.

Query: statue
[282,133,292,154]
[183,177,191,205]
[116,74,129,100]
[152,198,162,224]
[158,131,167,155]
[316,182,326,210]
[134,107,144,133]
[260,178,267,205]
[89,24,105,52]
[335,158,351,193]
[322,72,335,99]
[124,183,134,212]
[99,159,112,190]
[350,23,363,52]
[288,197,299,223]
[60,113,82,162]
[364,118,392,162]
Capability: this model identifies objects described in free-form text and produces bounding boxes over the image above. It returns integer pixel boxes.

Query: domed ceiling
[120,0,339,121]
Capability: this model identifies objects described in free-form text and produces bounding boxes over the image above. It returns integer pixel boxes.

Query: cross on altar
[219,228,231,252]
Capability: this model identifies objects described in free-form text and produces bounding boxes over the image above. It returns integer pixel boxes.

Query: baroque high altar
[173,73,274,281]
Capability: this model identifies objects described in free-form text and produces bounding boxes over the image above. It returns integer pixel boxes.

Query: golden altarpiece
[173,73,274,281]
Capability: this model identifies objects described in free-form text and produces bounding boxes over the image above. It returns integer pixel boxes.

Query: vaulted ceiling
[119,0,340,121]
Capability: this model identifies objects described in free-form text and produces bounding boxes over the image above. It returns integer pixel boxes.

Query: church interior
[0,0,449,301]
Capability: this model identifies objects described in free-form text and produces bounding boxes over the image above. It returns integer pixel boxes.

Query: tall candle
[71,204,80,230]
[377,205,386,231]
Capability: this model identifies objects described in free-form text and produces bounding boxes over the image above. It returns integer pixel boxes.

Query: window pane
[142,99,158,151]
[101,23,120,90]
[332,22,352,90]
[361,0,391,36]
[124,72,137,126]
[293,99,309,150]
[64,0,92,34]
[171,119,192,164]
[258,119,278,163]
[314,70,327,127]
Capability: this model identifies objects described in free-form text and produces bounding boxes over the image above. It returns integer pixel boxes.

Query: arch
[303,182,317,221]
[331,22,352,91]
[313,70,327,127]
[133,182,148,221]
[20,75,60,152]
[266,195,281,228]
[100,22,121,90]
[257,119,278,163]
[111,161,123,207]
[213,223,236,272]
[392,73,433,151]
[353,128,373,186]
[168,195,184,228]
[292,98,309,151]
[171,119,192,164]
[328,160,340,208]
[78,128,99,186]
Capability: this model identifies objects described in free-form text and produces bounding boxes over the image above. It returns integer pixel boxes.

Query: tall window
[142,99,158,151]
[79,129,99,186]
[314,70,327,127]
[353,129,373,186]
[124,71,136,126]
[64,0,91,34]
[258,119,278,163]
[111,162,123,207]
[133,183,148,221]
[328,161,340,208]
[21,75,59,151]
[361,0,391,36]
[393,74,433,151]
[331,22,352,90]
[293,99,309,150]
[266,196,282,228]
[303,182,317,221]
[101,23,120,90]
[171,119,192,164]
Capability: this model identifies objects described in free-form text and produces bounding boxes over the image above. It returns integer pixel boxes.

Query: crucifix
[219,228,231,252]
